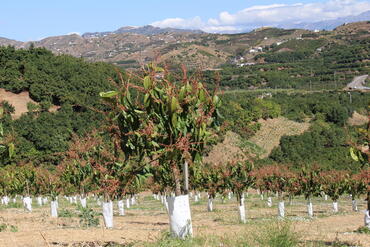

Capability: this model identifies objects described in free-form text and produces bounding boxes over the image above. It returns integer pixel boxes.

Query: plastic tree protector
[102,200,113,228]
[167,195,193,238]
[239,193,246,223]
[80,196,87,208]
[23,197,32,212]
[352,199,358,211]
[126,198,130,208]
[365,210,370,229]
[307,199,313,217]
[278,201,285,218]
[333,201,339,213]
[51,200,58,217]
[267,197,272,207]
[118,200,125,216]
[37,196,43,206]
[207,196,213,212]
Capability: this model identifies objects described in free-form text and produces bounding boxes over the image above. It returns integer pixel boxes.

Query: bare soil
[0,193,369,247]
[347,111,369,126]
[0,89,36,119]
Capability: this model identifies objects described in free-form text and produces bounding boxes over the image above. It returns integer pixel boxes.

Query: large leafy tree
[100,64,221,196]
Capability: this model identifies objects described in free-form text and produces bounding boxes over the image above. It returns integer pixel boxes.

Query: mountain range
[279,10,370,30]
[0,11,369,70]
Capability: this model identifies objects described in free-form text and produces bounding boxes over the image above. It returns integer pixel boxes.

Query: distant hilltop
[82,25,204,38]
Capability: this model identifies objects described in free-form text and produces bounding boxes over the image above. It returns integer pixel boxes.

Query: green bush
[78,206,100,228]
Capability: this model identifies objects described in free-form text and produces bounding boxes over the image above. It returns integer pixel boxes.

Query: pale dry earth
[250,117,311,158]
[0,193,368,247]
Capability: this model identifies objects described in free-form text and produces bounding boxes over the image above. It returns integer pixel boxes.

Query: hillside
[0,25,321,70]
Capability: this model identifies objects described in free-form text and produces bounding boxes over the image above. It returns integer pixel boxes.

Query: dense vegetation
[202,38,370,90]
[0,43,369,171]
[0,46,118,164]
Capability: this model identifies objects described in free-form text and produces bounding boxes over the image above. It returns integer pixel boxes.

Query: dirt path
[345,74,369,90]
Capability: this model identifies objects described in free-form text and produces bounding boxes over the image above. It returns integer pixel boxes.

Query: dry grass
[203,131,247,165]
[347,111,368,126]
[250,117,310,158]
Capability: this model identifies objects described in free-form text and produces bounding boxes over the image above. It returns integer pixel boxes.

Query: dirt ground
[0,193,369,247]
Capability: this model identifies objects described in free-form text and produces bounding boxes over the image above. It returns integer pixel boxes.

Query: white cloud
[151,0,370,33]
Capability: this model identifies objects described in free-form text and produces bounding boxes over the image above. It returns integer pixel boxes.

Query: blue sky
[1,0,369,41]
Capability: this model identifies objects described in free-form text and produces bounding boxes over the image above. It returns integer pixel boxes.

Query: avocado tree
[36,167,62,217]
[297,166,322,218]
[60,134,96,208]
[320,170,348,213]
[200,162,223,212]
[100,64,221,238]
[346,172,367,212]
[349,112,369,229]
[0,106,15,166]
[221,160,255,223]
[255,165,296,218]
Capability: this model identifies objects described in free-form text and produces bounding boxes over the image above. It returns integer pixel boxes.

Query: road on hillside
[346,74,370,90]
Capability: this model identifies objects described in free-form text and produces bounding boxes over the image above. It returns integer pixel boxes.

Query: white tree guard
[126,198,130,208]
[239,194,246,223]
[80,196,87,208]
[207,197,213,212]
[23,197,32,212]
[239,204,246,223]
[164,196,169,212]
[43,197,48,204]
[161,195,165,204]
[352,200,358,212]
[197,192,201,199]
[2,196,9,205]
[131,196,136,205]
[194,194,199,202]
[267,197,272,207]
[167,195,193,239]
[118,200,125,216]
[365,210,370,229]
[50,200,58,217]
[37,196,43,206]
[332,201,338,213]
[72,196,77,204]
[260,194,264,200]
[228,192,232,200]
[307,200,313,217]
[12,198,16,203]
[278,201,285,218]
[102,201,113,228]
[324,194,328,201]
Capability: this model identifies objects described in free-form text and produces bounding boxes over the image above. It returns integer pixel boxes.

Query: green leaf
[8,143,15,158]
[99,91,119,98]
[171,97,180,113]
[143,76,152,90]
[171,113,178,127]
[349,147,359,162]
